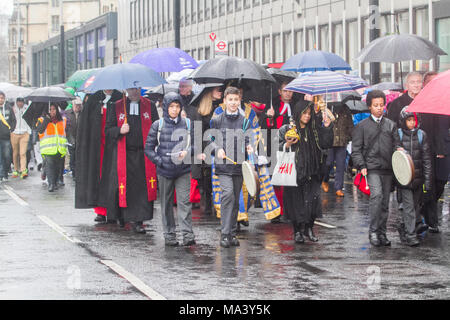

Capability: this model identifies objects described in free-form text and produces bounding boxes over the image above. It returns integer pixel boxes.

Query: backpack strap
[417,129,423,145]
[157,118,164,147]
[398,128,403,142]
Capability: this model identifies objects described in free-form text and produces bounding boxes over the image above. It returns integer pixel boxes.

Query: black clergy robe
[101,97,159,223]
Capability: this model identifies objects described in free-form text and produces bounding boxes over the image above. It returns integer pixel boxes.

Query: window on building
[198,0,204,22]
[319,25,329,51]
[263,36,271,64]
[307,28,316,51]
[284,31,292,61]
[295,30,303,54]
[273,34,282,62]
[437,17,450,72]
[52,0,59,8]
[347,20,359,72]
[254,37,261,63]
[333,23,343,57]
[244,39,251,59]
[52,15,60,33]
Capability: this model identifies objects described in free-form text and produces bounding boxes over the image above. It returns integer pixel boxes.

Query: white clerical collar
[280,101,292,117]
[130,101,139,115]
[371,115,383,123]
[103,95,112,105]
[226,110,239,116]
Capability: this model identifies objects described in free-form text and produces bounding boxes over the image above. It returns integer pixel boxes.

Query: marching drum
[392,150,415,186]
[242,160,260,197]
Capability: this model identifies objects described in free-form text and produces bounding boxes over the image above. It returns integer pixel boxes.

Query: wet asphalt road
[1,170,449,300]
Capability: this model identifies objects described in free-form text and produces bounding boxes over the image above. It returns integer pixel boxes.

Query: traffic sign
[209,33,217,42]
[215,40,228,54]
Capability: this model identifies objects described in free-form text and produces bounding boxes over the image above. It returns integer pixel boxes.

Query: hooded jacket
[0,103,16,140]
[145,92,192,179]
[397,111,433,191]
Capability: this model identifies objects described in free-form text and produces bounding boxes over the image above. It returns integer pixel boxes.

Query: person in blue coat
[145,92,195,247]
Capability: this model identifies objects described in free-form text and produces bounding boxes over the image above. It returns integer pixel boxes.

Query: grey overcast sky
[4,0,14,16]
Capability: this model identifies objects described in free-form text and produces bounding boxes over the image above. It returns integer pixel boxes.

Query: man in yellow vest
[36,103,67,192]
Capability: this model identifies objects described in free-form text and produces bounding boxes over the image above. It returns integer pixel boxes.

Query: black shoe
[397,224,407,243]
[119,219,125,228]
[306,227,319,242]
[94,215,107,223]
[271,216,282,224]
[415,222,429,234]
[48,184,56,192]
[294,232,305,244]
[220,235,231,248]
[428,226,440,233]
[406,234,420,247]
[378,233,391,246]
[134,223,146,234]
[37,163,42,172]
[183,238,196,246]
[230,236,240,247]
[369,232,381,247]
[165,238,179,247]
[239,220,249,227]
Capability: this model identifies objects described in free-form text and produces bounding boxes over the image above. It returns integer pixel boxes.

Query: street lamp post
[60,0,65,83]
[369,0,380,84]
[174,0,181,49]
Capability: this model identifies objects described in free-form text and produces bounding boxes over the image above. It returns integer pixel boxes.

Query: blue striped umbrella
[284,71,369,96]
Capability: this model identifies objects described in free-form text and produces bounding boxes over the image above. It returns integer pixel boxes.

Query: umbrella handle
[122,92,128,124]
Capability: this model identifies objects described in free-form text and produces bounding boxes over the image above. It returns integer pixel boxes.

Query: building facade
[8,0,118,86]
[31,11,119,87]
[118,0,450,83]
[0,14,10,82]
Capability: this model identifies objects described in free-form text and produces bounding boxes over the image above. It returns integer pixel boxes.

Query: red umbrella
[407,70,450,116]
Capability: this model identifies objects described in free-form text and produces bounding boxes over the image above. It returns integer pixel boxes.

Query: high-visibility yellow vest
[38,117,67,157]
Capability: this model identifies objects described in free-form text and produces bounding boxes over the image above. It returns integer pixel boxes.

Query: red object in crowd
[268,63,284,69]
[354,173,370,196]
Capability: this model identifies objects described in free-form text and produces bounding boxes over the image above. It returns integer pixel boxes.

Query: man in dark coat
[74,90,122,223]
[101,88,159,234]
[387,72,423,125]
[66,97,82,179]
[0,91,16,181]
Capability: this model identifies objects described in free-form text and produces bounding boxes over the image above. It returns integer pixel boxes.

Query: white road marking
[100,260,167,300]
[2,185,29,206]
[37,215,84,244]
[314,221,337,229]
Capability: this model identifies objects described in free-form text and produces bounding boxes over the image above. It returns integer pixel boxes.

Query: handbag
[271,145,298,187]
[354,173,370,196]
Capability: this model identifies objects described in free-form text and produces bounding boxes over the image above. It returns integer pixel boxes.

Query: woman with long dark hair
[278,102,334,243]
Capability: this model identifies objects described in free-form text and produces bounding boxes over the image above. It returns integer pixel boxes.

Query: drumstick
[363,173,370,190]
[225,156,237,165]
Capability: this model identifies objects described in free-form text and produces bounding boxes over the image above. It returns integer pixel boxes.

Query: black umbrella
[356,34,447,64]
[25,86,75,103]
[144,83,179,102]
[191,56,276,84]
[267,68,297,84]
[23,87,75,128]
[370,82,403,91]
[340,92,369,114]
[190,83,224,106]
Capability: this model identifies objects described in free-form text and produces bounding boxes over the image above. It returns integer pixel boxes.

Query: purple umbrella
[129,47,199,73]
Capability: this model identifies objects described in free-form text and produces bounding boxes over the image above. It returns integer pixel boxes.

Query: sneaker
[11,171,19,178]
[165,238,179,247]
[20,170,28,179]
[428,226,440,233]
[230,236,240,247]
[183,238,196,246]
[220,235,231,248]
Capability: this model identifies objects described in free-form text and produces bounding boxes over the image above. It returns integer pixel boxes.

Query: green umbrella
[65,68,101,90]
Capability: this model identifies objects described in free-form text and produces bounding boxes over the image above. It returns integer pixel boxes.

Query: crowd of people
[0,70,448,249]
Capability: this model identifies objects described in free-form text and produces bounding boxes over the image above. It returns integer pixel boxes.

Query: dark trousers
[324,146,347,191]
[198,167,213,214]
[45,153,64,186]
[218,175,243,237]
[0,139,12,178]
[68,145,76,177]
[367,173,393,234]
[398,187,422,235]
